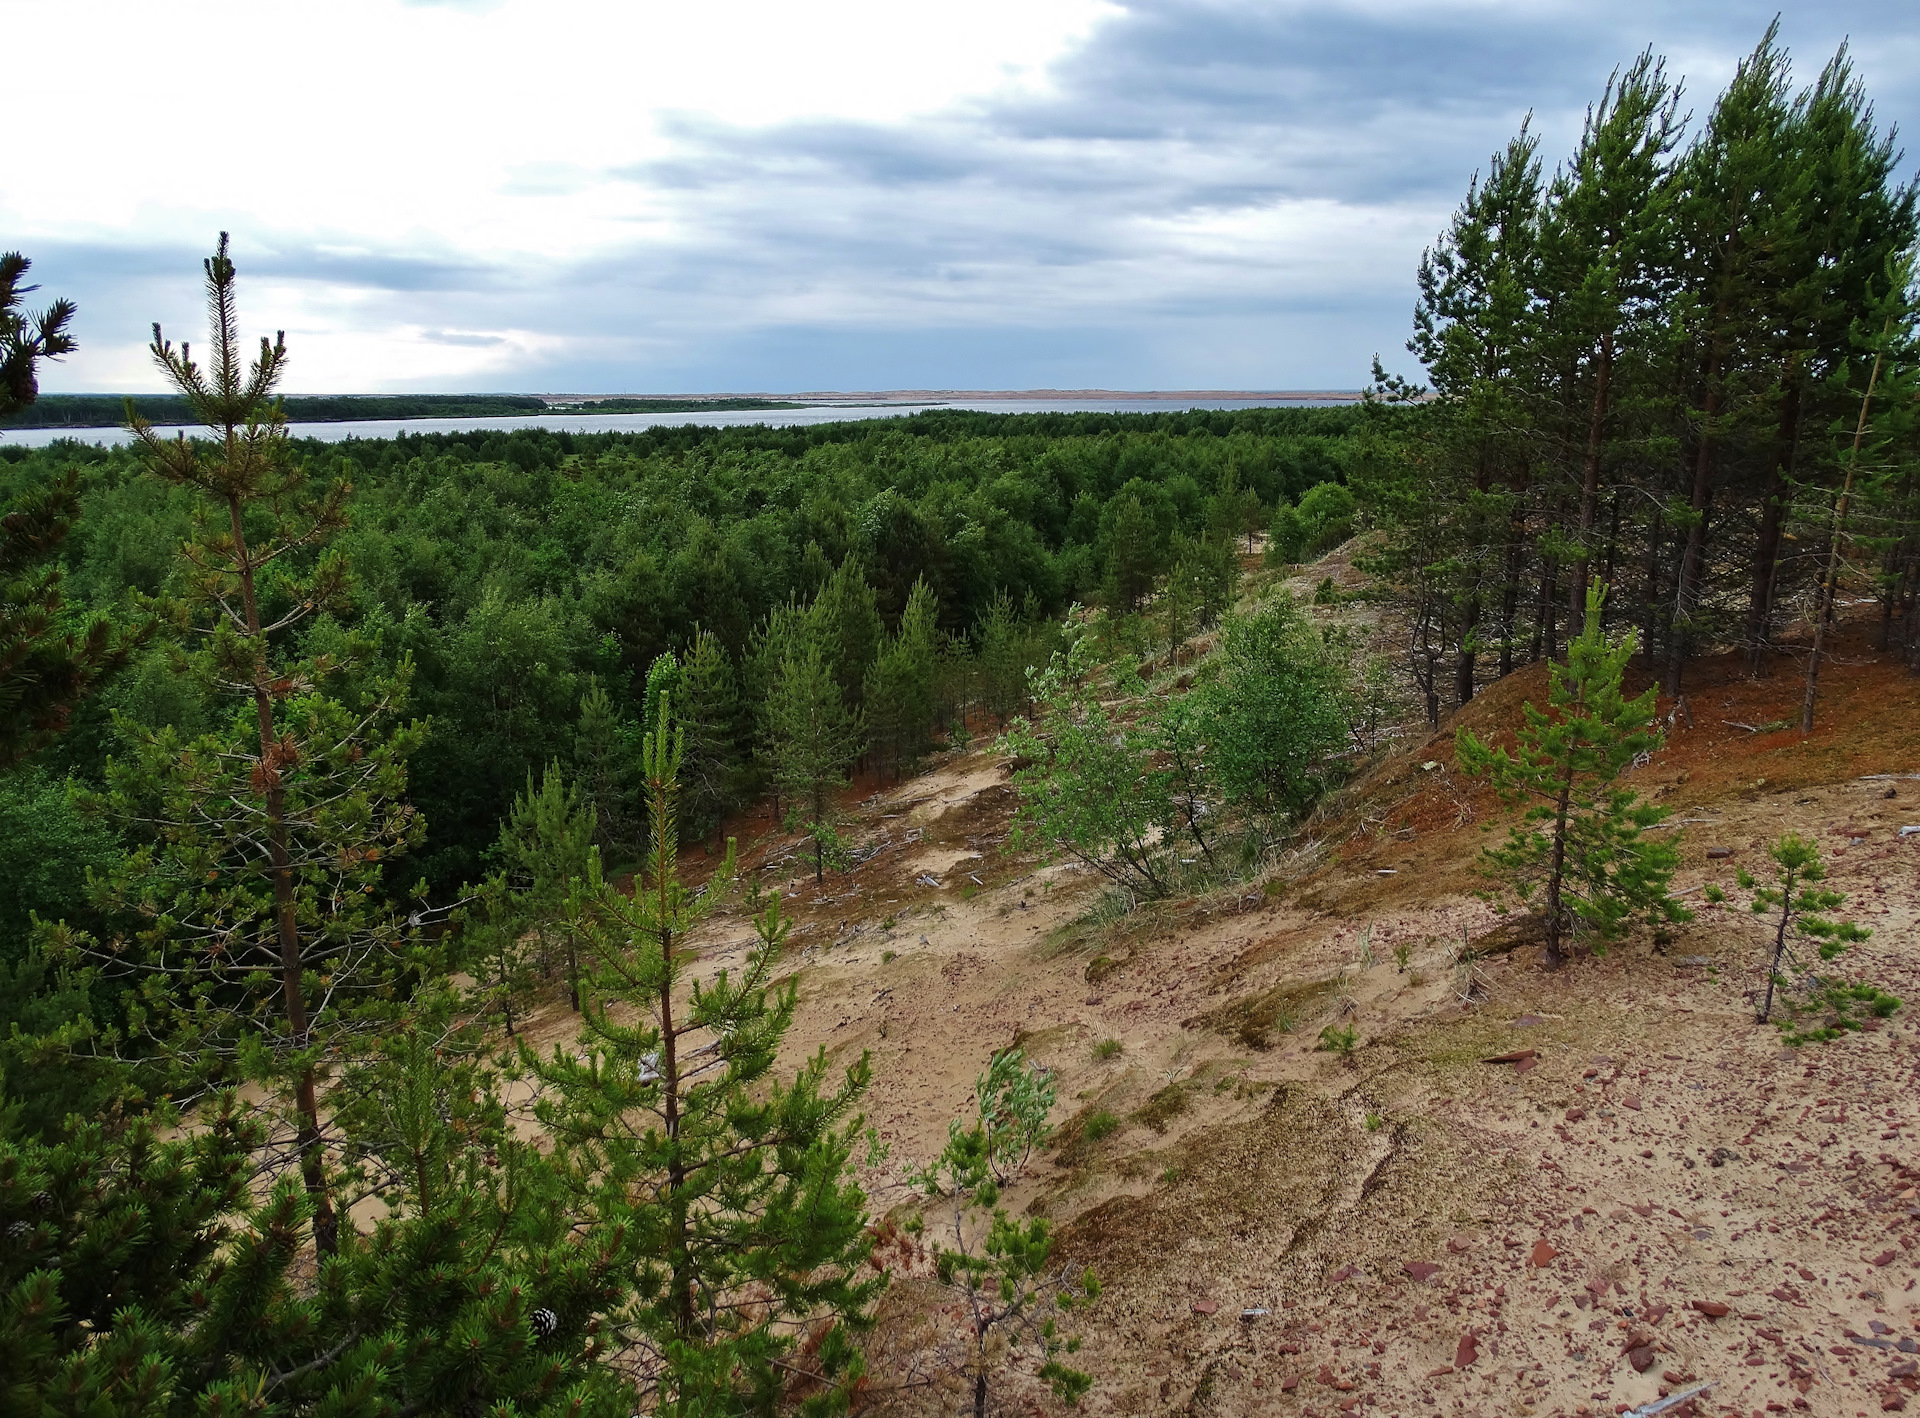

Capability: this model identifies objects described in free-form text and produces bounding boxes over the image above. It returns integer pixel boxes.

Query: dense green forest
[3,403,1361,901]
[1,392,802,428]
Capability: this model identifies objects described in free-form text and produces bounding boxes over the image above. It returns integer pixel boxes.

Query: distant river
[1,396,1355,448]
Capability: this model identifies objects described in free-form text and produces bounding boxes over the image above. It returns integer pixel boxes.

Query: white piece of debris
[916,873,942,887]
[1376,869,1397,876]
[1420,760,1440,771]
[1901,825,1920,838]
[1624,1382,1714,1417]
[1239,1307,1269,1321]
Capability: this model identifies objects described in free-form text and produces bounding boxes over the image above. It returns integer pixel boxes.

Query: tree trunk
[1498,505,1524,678]
[1745,364,1801,672]
[1666,353,1724,699]
[1802,343,1884,733]
[1640,506,1664,670]
[1570,331,1614,632]
[228,490,338,1258]
[1542,769,1575,971]
[1760,890,1792,1024]
[655,777,695,1346]
[1601,492,1622,593]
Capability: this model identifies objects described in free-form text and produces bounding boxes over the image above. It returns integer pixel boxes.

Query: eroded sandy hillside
[518,556,1920,1418]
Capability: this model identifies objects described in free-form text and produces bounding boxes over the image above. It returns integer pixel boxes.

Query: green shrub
[1317,1023,1358,1056]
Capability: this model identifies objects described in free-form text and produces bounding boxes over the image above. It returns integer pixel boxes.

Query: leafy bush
[974,1047,1058,1181]
[1191,595,1353,843]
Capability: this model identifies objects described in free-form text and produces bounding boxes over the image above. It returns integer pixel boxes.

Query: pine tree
[908,1115,1096,1418]
[1534,50,1684,635]
[0,254,143,767]
[500,762,597,1011]
[1169,530,1237,633]
[462,873,542,1039]
[1800,283,1919,729]
[325,1017,633,1417]
[4,1060,631,1416]
[864,635,922,782]
[1457,581,1688,967]
[763,643,865,882]
[871,583,944,782]
[0,252,76,416]
[1736,832,1872,1029]
[574,677,638,860]
[897,577,939,742]
[62,237,434,1256]
[675,626,742,843]
[867,583,939,780]
[1358,121,1545,714]
[526,696,880,1416]
[1743,47,1915,666]
[0,470,146,768]
[977,589,1026,725]
[1662,28,1795,696]
[809,554,883,709]
[1101,495,1159,615]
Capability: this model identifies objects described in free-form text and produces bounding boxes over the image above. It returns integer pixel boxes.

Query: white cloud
[7,0,1916,392]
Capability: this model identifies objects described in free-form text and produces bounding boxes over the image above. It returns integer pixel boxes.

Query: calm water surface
[3,398,1355,448]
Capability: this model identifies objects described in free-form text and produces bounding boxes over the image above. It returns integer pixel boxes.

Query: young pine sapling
[1741,832,1891,1042]
[907,1124,1097,1418]
[1457,580,1688,967]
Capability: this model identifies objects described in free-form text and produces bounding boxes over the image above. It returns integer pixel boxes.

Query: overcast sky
[8,1,1917,394]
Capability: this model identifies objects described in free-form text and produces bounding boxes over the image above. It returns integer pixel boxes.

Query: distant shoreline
[10,389,1359,432]
[557,388,1361,406]
[11,391,1367,447]
[1,393,800,431]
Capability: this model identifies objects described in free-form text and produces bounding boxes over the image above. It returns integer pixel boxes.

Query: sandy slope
[510,557,1920,1418]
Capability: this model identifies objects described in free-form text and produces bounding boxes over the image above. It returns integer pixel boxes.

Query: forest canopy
[2,404,1366,893]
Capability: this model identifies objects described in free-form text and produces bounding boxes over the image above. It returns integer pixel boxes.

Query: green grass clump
[1092,1038,1123,1061]
[1082,1110,1120,1143]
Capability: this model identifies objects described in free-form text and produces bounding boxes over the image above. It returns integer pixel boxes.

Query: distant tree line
[1,391,563,428]
[549,396,802,412]
[1360,26,1920,725]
